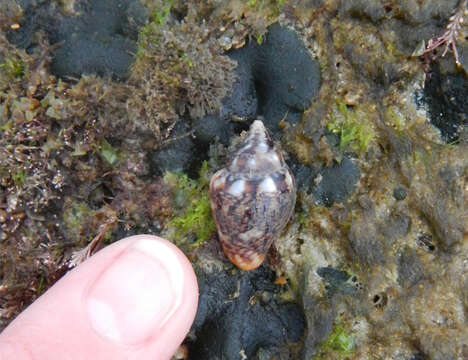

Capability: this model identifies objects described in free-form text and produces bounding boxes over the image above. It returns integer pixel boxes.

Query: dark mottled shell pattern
[209,120,296,270]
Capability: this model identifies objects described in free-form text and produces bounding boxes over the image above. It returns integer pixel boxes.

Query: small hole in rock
[417,233,436,252]
[372,292,388,308]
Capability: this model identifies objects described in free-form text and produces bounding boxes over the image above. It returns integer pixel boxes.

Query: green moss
[327,102,375,154]
[99,139,120,167]
[150,0,175,25]
[0,120,12,132]
[384,106,408,133]
[135,21,161,60]
[62,199,94,241]
[12,169,26,187]
[0,56,24,79]
[131,14,236,131]
[315,323,355,359]
[165,161,216,246]
[255,33,264,45]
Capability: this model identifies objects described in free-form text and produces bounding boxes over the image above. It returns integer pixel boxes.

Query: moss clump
[0,56,25,79]
[62,199,95,243]
[0,34,28,91]
[149,0,175,25]
[315,323,355,359]
[164,161,216,246]
[129,15,236,138]
[99,139,120,167]
[327,102,376,154]
[11,169,26,187]
[384,106,410,133]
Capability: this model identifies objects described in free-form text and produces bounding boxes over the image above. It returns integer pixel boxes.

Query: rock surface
[1,0,467,359]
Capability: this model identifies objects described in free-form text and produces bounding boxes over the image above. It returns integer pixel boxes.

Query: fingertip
[0,235,199,360]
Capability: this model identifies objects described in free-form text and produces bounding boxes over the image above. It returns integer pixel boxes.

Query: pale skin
[0,235,199,360]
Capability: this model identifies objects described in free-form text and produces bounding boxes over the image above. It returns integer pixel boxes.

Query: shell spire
[209,120,296,270]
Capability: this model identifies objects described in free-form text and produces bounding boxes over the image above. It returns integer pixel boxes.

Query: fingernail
[85,239,184,345]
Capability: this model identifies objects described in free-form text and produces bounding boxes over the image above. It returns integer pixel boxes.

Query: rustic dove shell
[209,120,296,270]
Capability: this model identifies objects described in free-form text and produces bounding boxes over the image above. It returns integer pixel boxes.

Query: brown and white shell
[209,120,296,270]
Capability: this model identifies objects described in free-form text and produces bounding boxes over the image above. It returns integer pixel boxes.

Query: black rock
[148,121,199,175]
[393,186,407,201]
[301,295,336,359]
[286,157,315,192]
[424,63,468,143]
[196,23,321,145]
[192,114,233,146]
[224,23,321,135]
[312,157,360,206]
[189,265,305,359]
[339,0,387,23]
[8,0,147,80]
[317,266,359,295]
[251,23,321,112]
[192,49,257,146]
[410,353,427,360]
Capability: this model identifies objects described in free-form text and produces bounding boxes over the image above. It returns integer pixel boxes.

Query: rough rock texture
[193,22,321,146]
[188,258,305,359]
[1,0,467,359]
[8,0,146,79]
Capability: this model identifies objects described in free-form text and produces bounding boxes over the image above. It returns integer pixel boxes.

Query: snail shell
[209,120,296,270]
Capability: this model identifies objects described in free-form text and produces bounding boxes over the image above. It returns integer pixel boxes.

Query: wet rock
[312,157,360,206]
[317,266,359,296]
[192,46,258,145]
[380,212,411,241]
[225,49,259,121]
[393,186,407,201]
[194,22,320,144]
[251,23,321,114]
[418,193,464,250]
[148,121,198,175]
[192,114,233,146]
[286,157,315,192]
[189,265,305,359]
[301,295,335,359]
[397,248,423,289]
[339,0,387,23]
[385,0,457,54]
[192,49,257,146]
[348,214,386,266]
[8,0,146,80]
[457,43,468,76]
[410,353,427,360]
[52,36,136,80]
[424,63,468,143]
[227,23,321,133]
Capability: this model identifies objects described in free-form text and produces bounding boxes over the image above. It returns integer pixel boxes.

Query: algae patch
[327,102,376,154]
[316,323,355,359]
[164,161,215,246]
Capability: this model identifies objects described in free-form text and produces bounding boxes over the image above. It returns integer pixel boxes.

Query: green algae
[150,0,175,26]
[62,199,95,242]
[0,56,24,79]
[11,169,26,188]
[99,139,120,167]
[164,161,216,246]
[327,102,376,154]
[315,323,355,359]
